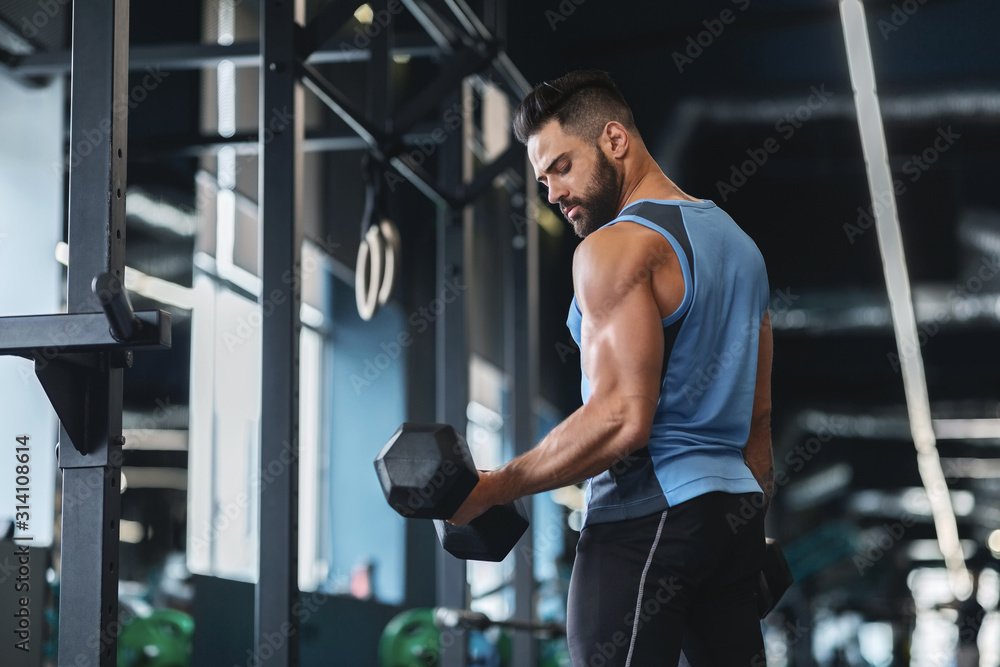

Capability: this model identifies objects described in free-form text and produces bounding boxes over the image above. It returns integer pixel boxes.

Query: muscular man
[450,70,774,665]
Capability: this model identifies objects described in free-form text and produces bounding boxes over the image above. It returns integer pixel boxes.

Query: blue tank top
[566,199,769,525]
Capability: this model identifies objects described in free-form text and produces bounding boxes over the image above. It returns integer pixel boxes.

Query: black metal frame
[256,0,303,665]
[2,34,439,81]
[251,2,533,665]
[504,169,539,667]
[2,1,535,665]
[271,4,533,666]
[435,86,468,667]
[0,1,172,665]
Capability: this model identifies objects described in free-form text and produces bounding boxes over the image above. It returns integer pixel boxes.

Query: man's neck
[617,157,701,211]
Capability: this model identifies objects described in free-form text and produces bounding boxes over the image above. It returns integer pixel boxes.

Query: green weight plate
[117,608,194,667]
[378,608,441,667]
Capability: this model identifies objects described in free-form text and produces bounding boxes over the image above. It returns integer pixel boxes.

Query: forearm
[744,416,774,503]
[490,400,649,504]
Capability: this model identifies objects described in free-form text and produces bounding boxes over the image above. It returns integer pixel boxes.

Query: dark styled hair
[512,70,638,145]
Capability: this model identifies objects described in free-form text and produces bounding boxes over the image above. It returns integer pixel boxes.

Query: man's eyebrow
[536,152,569,183]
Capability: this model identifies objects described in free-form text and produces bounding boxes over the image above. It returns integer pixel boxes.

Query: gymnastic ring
[356,224,384,321]
[377,219,401,307]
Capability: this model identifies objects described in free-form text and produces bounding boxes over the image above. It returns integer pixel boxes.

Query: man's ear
[603,121,630,158]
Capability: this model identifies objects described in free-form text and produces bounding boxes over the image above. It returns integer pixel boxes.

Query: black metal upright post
[366,0,391,133]
[506,170,538,667]
[56,0,130,664]
[257,0,303,664]
[436,89,469,667]
[486,0,538,645]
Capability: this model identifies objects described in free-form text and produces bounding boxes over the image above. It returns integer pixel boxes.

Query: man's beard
[561,149,624,238]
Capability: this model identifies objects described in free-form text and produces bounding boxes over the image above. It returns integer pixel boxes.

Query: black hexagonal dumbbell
[374,422,529,562]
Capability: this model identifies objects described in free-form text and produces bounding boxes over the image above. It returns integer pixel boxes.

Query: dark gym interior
[1,0,999,665]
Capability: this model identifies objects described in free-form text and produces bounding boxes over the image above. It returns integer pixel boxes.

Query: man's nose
[547,181,566,205]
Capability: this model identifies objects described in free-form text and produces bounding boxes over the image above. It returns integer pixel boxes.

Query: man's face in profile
[527,121,623,238]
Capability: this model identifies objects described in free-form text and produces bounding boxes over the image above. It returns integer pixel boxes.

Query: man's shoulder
[577,221,667,259]
[573,223,677,286]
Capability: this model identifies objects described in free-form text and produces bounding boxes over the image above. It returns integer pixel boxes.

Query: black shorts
[566,491,767,667]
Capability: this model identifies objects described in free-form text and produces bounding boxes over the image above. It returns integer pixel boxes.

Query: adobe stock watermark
[509,194,548,239]
[584,576,684,667]
[853,514,916,575]
[349,277,468,394]
[876,0,929,40]
[544,0,588,31]
[680,316,756,406]
[751,618,811,667]
[174,105,301,221]
[886,253,1000,373]
[18,0,68,40]
[15,315,92,387]
[919,604,988,667]
[727,411,848,532]
[681,287,798,405]
[382,79,492,193]
[334,0,405,50]
[52,67,171,175]
[61,397,181,511]
[222,233,341,352]
[0,553,22,587]
[62,599,144,667]
[235,591,328,667]
[428,623,468,667]
[257,106,295,144]
[671,0,752,73]
[390,435,475,520]
[843,126,961,244]
[122,397,182,449]
[515,519,565,569]
[552,243,677,364]
[188,438,297,554]
[715,84,834,202]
